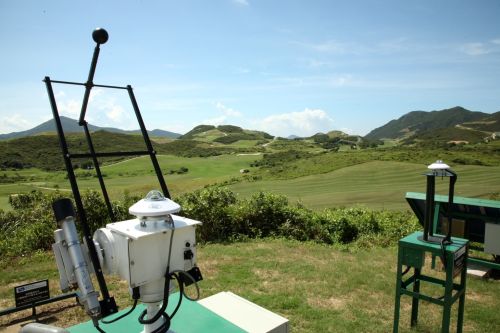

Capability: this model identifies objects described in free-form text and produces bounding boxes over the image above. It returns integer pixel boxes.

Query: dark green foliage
[0,190,136,257]
[359,139,383,149]
[312,133,330,143]
[178,187,419,246]
[1,188,420,257]
[460,111,500,132]
[217,125,243,133]
[177,187,237,242]
[404,127,487,147]
[0,131,149,171]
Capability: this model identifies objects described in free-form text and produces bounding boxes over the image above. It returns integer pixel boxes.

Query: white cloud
[0,114,34,133]
[106,105,126,122]
[459,42,490,56]
[204,102,242,126]
[58,98,81,118]
[233,0,249,6]
[490,39,500,45]
[216,102,242,117]
[298,40,350,54]
[252,108,335,137]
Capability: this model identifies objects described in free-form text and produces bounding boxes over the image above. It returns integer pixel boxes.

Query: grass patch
[229,161,500,210]
[1,239,499,332]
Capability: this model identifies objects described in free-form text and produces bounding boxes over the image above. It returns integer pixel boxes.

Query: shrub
[177,187,237,242]
[1,188,421,258]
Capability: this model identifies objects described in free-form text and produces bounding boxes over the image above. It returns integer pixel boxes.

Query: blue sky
[1,0,499,137]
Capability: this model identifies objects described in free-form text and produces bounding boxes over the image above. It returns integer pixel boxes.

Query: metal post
[410,268,420,327]
[445,172,457,241]
[127,85,171,199]
[423,175,435,241]
[392,245,403,333]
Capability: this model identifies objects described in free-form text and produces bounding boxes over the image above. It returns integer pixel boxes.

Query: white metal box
[484,222,500,256]
[95,215,201,288]
[198,291,289,333]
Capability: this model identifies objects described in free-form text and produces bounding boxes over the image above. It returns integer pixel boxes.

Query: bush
[177,187,237,242]
[0,190,136,257]
[1,188,421,258]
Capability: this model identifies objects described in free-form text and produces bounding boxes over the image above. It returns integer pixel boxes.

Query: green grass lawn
[1,239,499,332]
[228,161,500,211]
[2,158,499,212]
[0,154,259,210]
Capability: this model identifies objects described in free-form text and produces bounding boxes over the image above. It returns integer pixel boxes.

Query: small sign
[14,280,50,307]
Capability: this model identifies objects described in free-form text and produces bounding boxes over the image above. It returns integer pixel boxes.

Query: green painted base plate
[68,293,246,333]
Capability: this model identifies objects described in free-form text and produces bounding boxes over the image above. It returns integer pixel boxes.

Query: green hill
[0,131,149,170]
[179,124,273,144]
[460,111,500,132]
[403,127,488,146]
[365,106,489,140]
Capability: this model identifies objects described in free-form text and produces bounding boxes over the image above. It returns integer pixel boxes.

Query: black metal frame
[42,30,171,317]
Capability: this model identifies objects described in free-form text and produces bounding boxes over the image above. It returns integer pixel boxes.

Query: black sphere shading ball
[92,28,109,44]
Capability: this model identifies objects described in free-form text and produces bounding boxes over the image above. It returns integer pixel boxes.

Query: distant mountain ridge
[364,106,493,140]
[0,116,182,140]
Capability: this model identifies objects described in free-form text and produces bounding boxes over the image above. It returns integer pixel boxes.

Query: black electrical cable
[101,287,140,324]
[101,299,138,324]
[138,269,172,325]
[94,324,106,333]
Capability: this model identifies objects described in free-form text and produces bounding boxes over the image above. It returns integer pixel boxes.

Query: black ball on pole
[92,28,109,44]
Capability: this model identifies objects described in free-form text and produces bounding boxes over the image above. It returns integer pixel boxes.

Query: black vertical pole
[44,76,117,316]
[81,121,115,221]
[423,174,435,241]
[445,172,457,242]
[127,85,171,199]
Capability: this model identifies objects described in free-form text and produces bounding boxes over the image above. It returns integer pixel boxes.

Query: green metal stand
[393,231,469,333]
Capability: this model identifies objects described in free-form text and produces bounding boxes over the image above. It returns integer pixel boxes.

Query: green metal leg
[393,248,403,333]
[410,267,421,326]
[456,246,468,333]
[441,253,454,333]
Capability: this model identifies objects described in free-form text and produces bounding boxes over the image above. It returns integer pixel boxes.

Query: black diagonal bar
[44,77,116,316]
[79,43,101,125]
[81,121,115,220]
[127,85,171,199]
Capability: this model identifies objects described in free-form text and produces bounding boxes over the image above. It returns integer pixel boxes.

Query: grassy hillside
[2,142,499,211]
[461,111,500,132]
[0,131,258,171]
[228,161,500,210]
[365,106,489,140]
[0,154,259,210]
[404,127,489,146]
[0,131,150,170]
